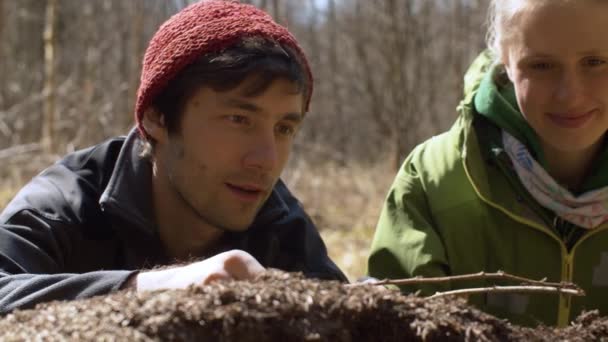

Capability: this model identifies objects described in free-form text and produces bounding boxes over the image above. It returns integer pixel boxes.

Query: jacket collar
[473,69,546,165]
[98,128,290,236]
[99,128,157,235]
[457,52,549,228]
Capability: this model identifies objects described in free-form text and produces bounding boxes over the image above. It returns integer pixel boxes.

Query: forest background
[0,0,489,280]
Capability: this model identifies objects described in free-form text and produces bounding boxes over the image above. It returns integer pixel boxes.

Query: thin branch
[358,271,581,291]
[428,285,585,299]
[348,271,586,299]
[0,143,41,160]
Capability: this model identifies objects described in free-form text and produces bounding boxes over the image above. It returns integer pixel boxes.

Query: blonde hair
[485,0,525,64]
[485,0,584,64]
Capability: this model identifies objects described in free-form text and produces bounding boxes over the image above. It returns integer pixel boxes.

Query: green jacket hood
[463,51,545,163]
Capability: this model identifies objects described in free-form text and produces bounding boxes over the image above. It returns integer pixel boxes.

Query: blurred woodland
[0,0,490,279]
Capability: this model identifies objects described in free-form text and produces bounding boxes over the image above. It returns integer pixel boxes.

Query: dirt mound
[0,270,605,341]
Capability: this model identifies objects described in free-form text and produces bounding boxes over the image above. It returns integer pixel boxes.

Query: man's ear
[142,107,168,144]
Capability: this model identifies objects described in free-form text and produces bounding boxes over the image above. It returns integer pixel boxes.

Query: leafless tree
[0,0,490,182]
[42,0,58,153]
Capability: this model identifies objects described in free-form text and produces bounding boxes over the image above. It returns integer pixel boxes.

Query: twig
[428,285,585,299]
[0,143,41,160]
[348,271,586,299]
[355,271,581,291]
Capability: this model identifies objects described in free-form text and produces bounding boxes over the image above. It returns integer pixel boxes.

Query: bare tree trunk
[283,0,292,27]
[42,0,57,154]
[0,0,3,55]
[353,1,387,142]
[327,0,346,157]
[128,0,145,125]
[327,2,341,115]
[260,0,268,11]
[306,0,320,66]
[0,0,5,108]
[0,0,3,39]
[271,0,280,19]
[76,2,95,147]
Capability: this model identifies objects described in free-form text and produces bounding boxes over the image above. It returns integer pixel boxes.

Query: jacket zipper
[462,155,571,326]
[494,147,578,326]
[461,101,608,327]
[553,216,573,327]
[553,216,608,325]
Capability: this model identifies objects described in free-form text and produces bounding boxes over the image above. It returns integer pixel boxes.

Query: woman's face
[502,1,608,157]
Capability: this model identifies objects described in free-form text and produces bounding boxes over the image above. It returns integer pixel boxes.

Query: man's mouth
[225,182,266,202]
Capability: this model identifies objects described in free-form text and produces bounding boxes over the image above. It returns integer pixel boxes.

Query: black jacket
[0,130,346,314]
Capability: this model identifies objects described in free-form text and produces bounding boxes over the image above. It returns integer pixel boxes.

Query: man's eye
[276,124,295,137]
[226,115,249,125]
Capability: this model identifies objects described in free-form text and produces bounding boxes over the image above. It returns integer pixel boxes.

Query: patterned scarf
[502,131,608,229]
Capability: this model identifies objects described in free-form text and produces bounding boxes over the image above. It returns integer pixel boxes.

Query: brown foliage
[0,0,491,167]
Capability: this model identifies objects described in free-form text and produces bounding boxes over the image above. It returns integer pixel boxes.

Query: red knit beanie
[134,0,313,138]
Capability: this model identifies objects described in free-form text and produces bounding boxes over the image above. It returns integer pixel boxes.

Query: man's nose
[242,131,278,172]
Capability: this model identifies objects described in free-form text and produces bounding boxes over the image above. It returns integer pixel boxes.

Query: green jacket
[367,52,608,327]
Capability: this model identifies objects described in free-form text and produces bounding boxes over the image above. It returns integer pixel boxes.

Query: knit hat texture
[134,0,313,138]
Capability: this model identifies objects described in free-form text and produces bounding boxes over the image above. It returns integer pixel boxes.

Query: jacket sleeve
[367,145,451,295]
[0,165,136,315]
[0,209,136,315]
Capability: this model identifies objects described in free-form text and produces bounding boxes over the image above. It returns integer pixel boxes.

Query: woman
[368,0,608,327]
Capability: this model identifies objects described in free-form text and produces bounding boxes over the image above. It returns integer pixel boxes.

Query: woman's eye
[529,61,554,70]
[584,57,607,67]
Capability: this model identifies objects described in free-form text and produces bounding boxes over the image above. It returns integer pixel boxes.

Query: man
[0,0,346,314]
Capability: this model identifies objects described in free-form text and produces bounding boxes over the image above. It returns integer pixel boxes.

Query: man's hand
[133,250,265,291]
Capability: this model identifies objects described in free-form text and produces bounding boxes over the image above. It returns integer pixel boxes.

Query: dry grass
[0,187,16,212]
[283,158,393,281]
[0,157,394,283]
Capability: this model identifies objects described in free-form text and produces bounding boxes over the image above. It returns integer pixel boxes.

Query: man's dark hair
[141,36,309,156]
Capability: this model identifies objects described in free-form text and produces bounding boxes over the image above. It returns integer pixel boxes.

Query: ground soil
[0,270,606,341]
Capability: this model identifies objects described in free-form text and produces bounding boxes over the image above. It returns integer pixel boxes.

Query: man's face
[155,77,303,232]
[503,1,608,156]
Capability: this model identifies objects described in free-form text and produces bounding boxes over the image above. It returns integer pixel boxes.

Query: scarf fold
[502,131,608,229]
